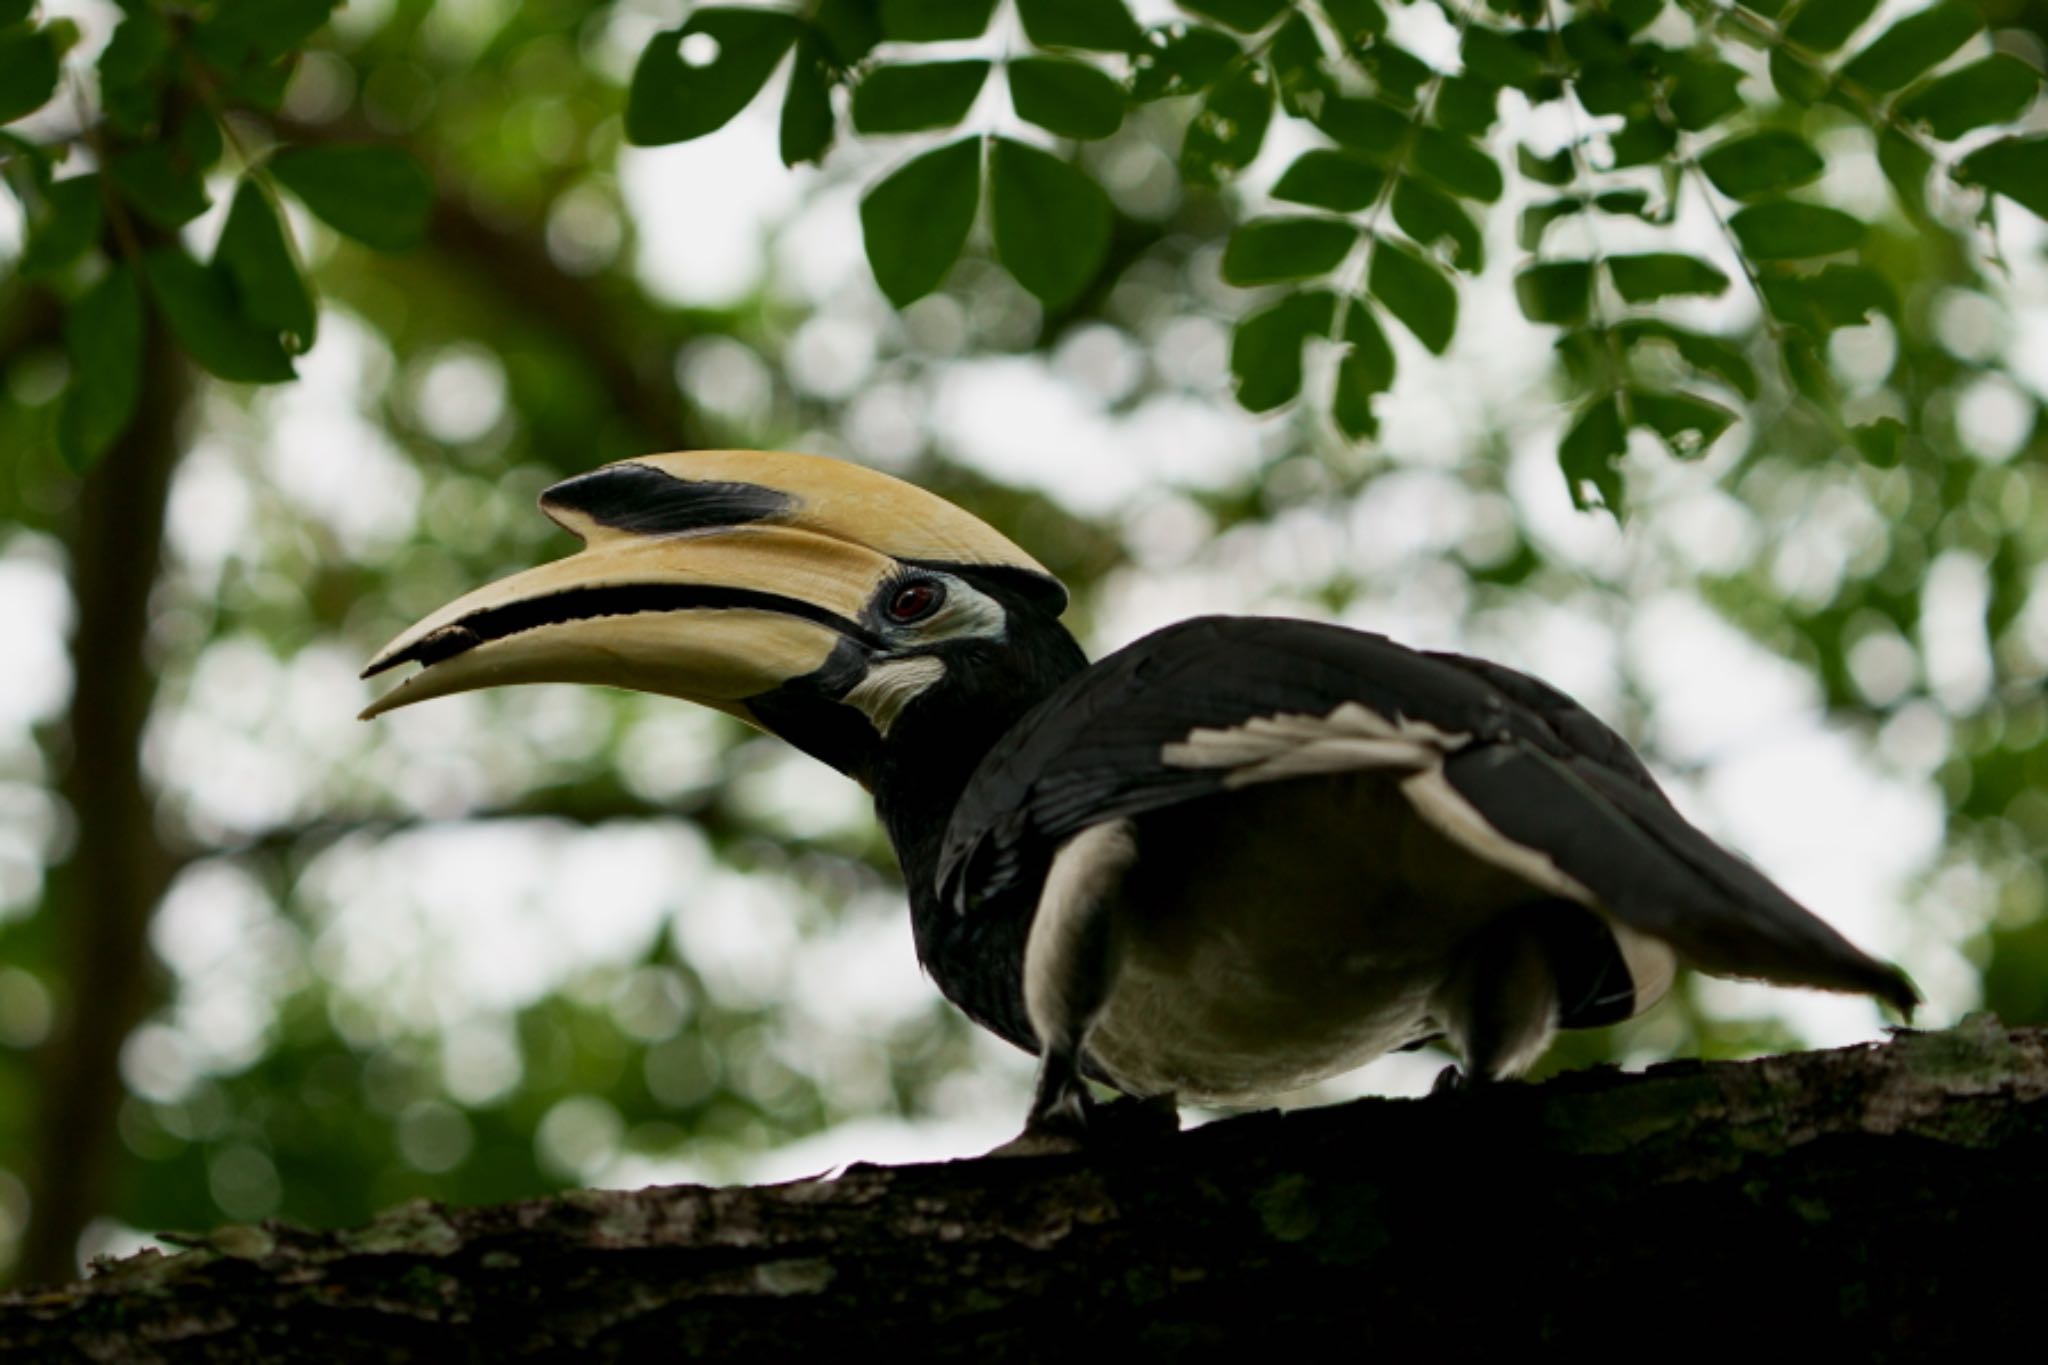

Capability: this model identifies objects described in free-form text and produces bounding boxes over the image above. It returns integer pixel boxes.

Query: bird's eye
[885,580,945,624]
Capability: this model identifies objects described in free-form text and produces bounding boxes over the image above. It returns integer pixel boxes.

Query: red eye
[885,581,945,623]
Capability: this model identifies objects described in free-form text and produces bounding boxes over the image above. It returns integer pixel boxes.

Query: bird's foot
[1430,1064,1468,1096]
[984,1090,1180,1159]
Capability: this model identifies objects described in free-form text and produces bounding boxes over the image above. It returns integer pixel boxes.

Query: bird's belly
[1083,775,1538,1105]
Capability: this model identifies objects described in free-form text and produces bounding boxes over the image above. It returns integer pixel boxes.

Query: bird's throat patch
[843,657,946,735]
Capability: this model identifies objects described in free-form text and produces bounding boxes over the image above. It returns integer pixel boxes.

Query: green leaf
[1181,61,1272,184]
[1801,262,1898,326]
[1368,238,1456,354]
[1390,178,1483,272]
[1876,123,1933,220]
[1768,49,1828,105]
[1699,130,1824,200]
[988,138,1112,308]
[1131,24,1240,100]
[1519,197,1584,251]
[1666,52,1745,130]
[270,145,434,251]
[217,180,316,347]
[1611,0,1664,31]
[1761,263,1900,333]
[1608,116,1675,167]
[1270,12,1334,116]
[1361,41,1431,107]
[1515,261,1592,324]
[1608,252,1729,301]
[0,0,33,26]
[1222,217,1360,285]
[1461,26,1546,91]
[1231,289,1335,411]
[1957,136,2048,219]
[1627,388,1734,457]
[625,10,802,145]
[882,0,999,41]
[1332,302,1395,439]
[1559,15,1629,62]
[1436,76,1499,136]
[1179,0,1288,33]
[1517,145,1575,187]
[110,144,211,229]
[780,33,836,167]
[98,9,169,133]
[1784,0,1880,54]
[143,246,295,384]
[860,137,981,306]
[1016,0,1140,52]
[1319,0,1387,47]
[1897,56,2043,142]
[853,61,991,133]
[1729,201,1866,259]
[1560,393,1626,512]
[1575,59,1655,117]
[1779,333,1832,402]
[1008,57,1124,140]
[1315,96,1404,155]
[59,265,143,470]
[20,175,102,278]
[1412,129,1502,203]
[1272,149,1385,212]
[816,0,882,67]
[1840,1,1979,93]
[1616,320,1759,399]
[0,25,58,123]
[1594,189,1655,220]
[192,0,338,65]
[1852,417,1905,466]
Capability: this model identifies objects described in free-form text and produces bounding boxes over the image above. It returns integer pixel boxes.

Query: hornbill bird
[363,450,1918,1138]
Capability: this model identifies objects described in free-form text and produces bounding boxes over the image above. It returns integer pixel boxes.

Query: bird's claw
[984,1091,1180,1158]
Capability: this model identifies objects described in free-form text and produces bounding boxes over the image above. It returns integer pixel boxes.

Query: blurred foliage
[0,0,2042,1292]
[620,0,2046,511]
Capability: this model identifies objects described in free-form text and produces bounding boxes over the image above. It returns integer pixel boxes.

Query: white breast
[1079,773,1558,1105]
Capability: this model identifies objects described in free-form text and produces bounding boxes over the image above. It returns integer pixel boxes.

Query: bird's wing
[938,616,1916,1015]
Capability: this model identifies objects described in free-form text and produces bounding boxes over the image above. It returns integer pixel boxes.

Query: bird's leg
[989,821,1145,1156]
[1431,915,1561,1090]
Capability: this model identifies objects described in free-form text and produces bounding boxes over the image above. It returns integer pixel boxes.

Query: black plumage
[365,452,1919,1140]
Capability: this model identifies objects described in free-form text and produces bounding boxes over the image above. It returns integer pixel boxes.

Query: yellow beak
[360,450,1063,721]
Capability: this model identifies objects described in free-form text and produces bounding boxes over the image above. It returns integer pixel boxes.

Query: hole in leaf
[678,33,721,66]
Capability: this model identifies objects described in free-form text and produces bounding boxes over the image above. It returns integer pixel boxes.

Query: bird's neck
[868,625,1089,912]
[867,688,1057,1055]
[868,699,1030,906]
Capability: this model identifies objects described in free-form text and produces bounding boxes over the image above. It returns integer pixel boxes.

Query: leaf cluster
[3,0,433,468]
[622,0,2047,510]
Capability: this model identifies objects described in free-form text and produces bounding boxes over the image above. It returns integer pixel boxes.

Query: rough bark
[4,1019,2041,1360]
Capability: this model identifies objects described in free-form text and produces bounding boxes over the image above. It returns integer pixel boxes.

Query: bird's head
[360,451,1086,787]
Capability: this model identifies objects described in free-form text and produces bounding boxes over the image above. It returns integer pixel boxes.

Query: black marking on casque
[541,464,795,538]
[362,584,882,678]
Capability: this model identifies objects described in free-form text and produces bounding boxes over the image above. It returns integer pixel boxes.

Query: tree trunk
[2,1019,2039,1358]
[21,314,189,1286]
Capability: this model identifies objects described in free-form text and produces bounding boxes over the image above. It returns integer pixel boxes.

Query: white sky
[7,0,2048,1204]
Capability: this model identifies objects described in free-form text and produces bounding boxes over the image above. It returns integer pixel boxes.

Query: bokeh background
[2,0,2046,1286]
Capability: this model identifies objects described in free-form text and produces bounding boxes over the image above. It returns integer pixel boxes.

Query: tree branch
[5,1021,2041,1355]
